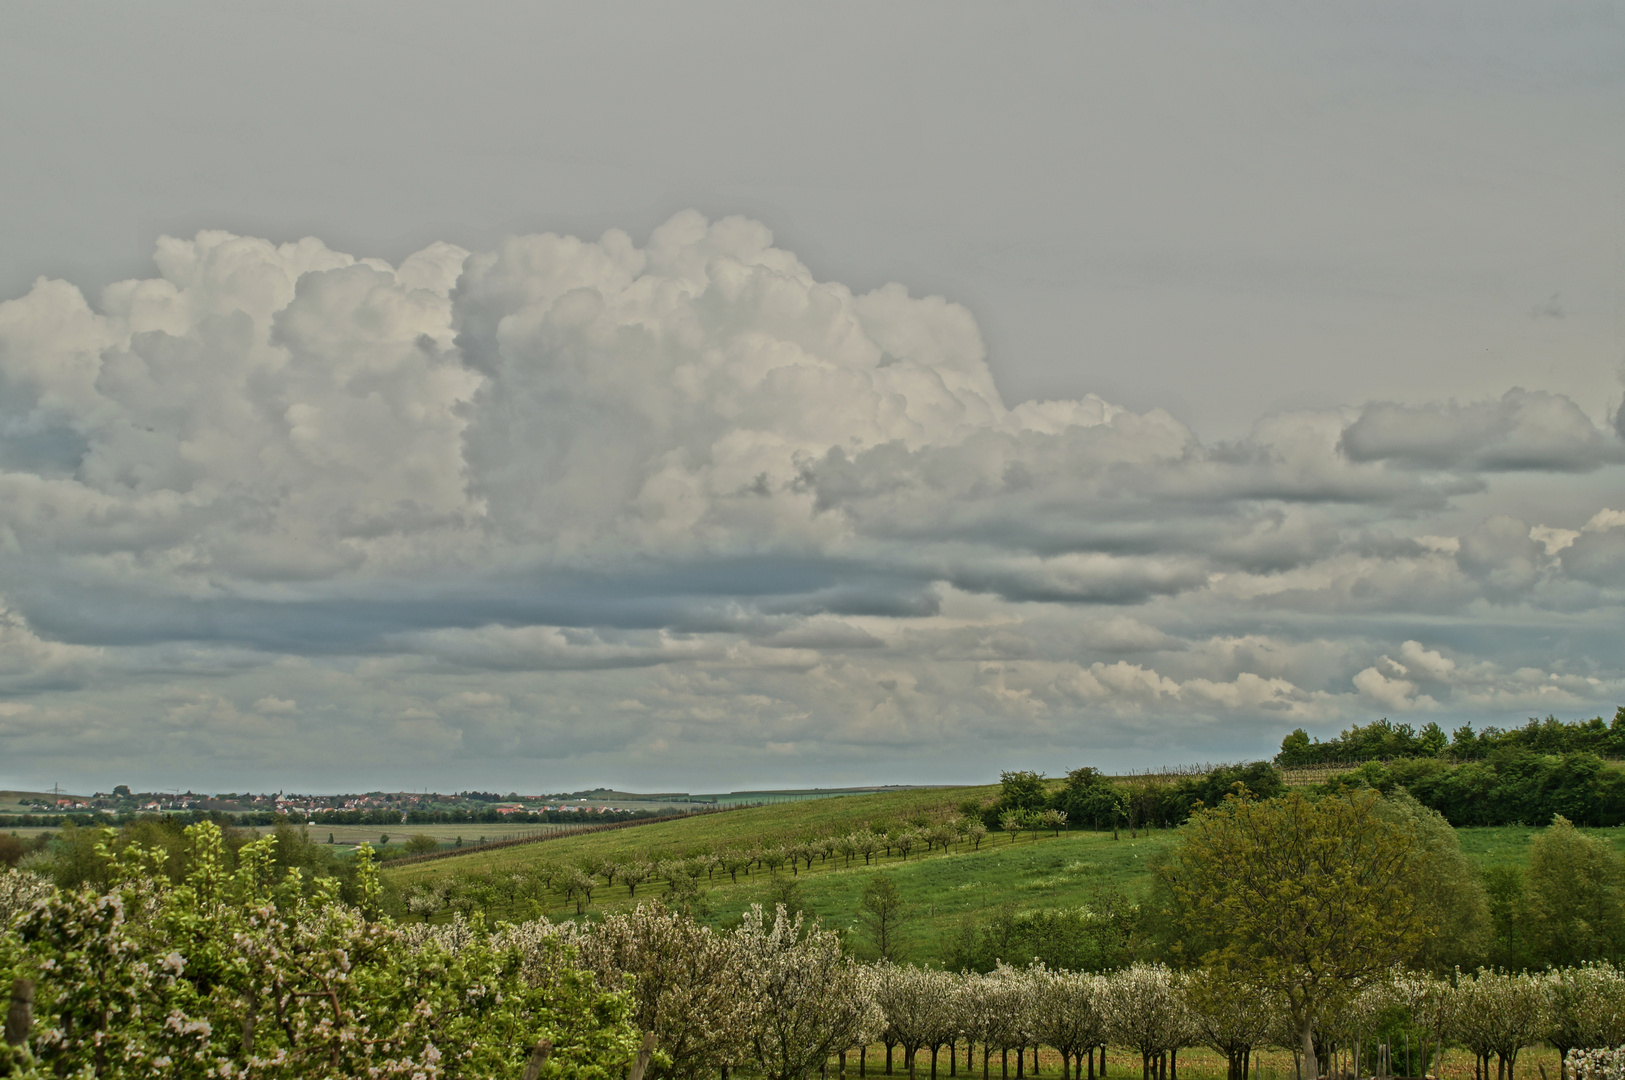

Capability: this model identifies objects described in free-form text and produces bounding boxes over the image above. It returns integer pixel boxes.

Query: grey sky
[0,2,1621,793]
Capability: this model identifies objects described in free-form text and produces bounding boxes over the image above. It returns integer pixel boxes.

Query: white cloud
[0,215,1622,787]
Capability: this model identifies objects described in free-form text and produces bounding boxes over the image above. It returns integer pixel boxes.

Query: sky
[0,2,1622,794]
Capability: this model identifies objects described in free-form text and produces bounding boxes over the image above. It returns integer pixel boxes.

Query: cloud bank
[1,214,1622,789]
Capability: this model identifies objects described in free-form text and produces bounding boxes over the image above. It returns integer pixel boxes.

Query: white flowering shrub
[732,904,882,1080]
[1028,963,1108,1079]
[1547,964,1625,1063]
[575,900,760,1079]
[0,823,640,1080]
[1101,963,1196,1073]
[0,868,52,930]
[1450,969,1551,1080]
[1573,1047,1625,1080]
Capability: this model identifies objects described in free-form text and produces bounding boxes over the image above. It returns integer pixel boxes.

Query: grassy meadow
[382,783,1625,966]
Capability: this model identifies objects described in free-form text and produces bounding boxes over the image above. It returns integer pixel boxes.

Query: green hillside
[386,783,999,885]
[382,784,1625,967]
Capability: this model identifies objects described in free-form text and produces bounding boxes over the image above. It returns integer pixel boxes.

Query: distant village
[3,786,709,828]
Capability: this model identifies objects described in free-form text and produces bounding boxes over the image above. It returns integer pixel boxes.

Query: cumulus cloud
[0,214,1622,787]
[1339,389,1625,473]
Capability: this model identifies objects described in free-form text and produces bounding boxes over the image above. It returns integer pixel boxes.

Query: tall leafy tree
[1152,789,1430,1080]
[1527,815,1625,967]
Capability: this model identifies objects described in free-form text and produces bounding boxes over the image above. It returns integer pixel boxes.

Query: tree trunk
[1301,1018,1318,1080]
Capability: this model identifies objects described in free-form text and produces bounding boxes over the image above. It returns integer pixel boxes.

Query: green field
[387,785,1000,885]
[383,784,1625,965]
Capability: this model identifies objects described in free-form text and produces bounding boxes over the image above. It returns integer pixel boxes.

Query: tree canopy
[1152,788,1431,1080]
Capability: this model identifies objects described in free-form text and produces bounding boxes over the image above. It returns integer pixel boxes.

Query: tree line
[1276,711,1625,766]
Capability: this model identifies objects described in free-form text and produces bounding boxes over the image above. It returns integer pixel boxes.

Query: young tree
[857,831,882,867]
[1451,969,1550,1080]
[736,905,883,1080]
[1152,790,1430,1080]
[1029,965,1108,1080]
[1544,963,1625,1074]
[860,874,909,962]
[1100,963,1195,1080]
[1184,966,1278,1080]
[621,860,653,898]
[1392,970,1456,1080]
[577,900,760,1080]
[873,963,951,1077]
[1000,810,1025,844]
[1527,816,1625,967]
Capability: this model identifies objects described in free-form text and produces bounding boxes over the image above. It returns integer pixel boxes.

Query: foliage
[734,905,882,1080]
[0,824,640,1079]
[1527,815,1625,966]
[1450,969,1550,1080]
[1372,790,1490,972]
[1278,710,1625,765]
[1324,750,1625,828]
[945,887,1137,974]
[1153,789,1430,1079]
[857,874,908,962]
[574,900,757,1079]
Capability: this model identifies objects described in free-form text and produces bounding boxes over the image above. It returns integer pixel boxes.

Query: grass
[386,785,999,886]
[382,783,1625,966]
[1454,822,1625,867]
[691,829,1176,959]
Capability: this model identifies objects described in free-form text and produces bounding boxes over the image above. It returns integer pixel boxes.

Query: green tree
[404,834,440,855]
[1278,728,1313,765]
[858,874,908,962]
[1526,815,1625,966]
[1055,767,1123,831]
[1152,789,1430,1080]
[995,770,1048,816]
[1481,865,1534,970]
[1373,789,1489,972]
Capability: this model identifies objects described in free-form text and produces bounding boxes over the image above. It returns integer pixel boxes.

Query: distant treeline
[1322,751,1625,827]
[317,806,672,826]
[985,762,1288,833]
[0,805,675,829]
[1276,711,1625,766]
[1003,745,1625,834]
